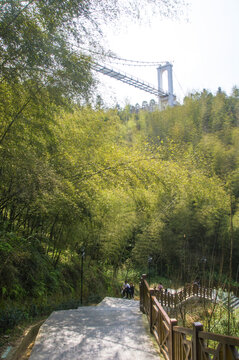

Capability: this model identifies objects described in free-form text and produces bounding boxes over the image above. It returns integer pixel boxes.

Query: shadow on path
[29,297,160,360]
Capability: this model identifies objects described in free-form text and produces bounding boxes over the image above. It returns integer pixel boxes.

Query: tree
[0,0,184,86]
[149,99,157,111]
[0,0,185,145]
[142,100,149,111]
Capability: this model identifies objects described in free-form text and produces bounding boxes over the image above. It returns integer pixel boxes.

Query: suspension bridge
[77,46,177,109]
[91,60,176,110]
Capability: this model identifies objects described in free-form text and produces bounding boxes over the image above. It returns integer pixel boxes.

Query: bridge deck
[29,297,161,360]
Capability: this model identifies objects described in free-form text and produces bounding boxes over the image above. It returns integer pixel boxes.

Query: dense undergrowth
[169,300,239,338]
[1,227,239,340]
[0,228,117,335]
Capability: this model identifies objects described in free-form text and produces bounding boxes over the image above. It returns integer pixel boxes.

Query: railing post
[149,288,154,333]
[169,318,177,360]
[140,274,147,313]
[193,322,203,360]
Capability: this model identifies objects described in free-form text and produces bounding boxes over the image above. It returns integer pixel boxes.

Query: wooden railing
[140,275,239,360]
[152,282,215,308]
[210,282,239,298]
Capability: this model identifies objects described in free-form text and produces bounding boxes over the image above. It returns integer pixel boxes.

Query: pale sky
[95,0,239,107]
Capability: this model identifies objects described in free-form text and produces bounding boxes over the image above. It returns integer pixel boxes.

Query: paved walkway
[29,297,160,360]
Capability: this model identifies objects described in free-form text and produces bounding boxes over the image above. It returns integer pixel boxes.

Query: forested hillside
[0,0,239,335]
[1,88,239,310]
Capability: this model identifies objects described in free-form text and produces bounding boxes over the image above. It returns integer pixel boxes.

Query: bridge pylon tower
[157,62,176,110]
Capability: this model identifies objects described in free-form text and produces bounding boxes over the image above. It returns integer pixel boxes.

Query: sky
[95,0,239,107]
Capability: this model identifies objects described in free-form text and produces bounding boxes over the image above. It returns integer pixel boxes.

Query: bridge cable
[174,71,186,99]
[75,45,167,67]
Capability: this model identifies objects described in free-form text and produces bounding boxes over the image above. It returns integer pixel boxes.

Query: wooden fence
[210,282,239,298]
[140,275,239,360]
[152,282,217,309]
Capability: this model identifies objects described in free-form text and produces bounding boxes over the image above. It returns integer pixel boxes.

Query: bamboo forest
[0,0,239,343]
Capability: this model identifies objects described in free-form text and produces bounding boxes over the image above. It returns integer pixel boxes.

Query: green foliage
[1,18,239,337]
[207,304,239,337]
[0,298,81,335]
[7,0,233,339]
[1,91,239,303]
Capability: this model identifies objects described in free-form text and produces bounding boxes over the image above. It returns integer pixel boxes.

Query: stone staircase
[219,291,239,311]
[29,297,161,360]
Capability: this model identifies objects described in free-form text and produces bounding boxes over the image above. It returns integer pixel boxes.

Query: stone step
[221,296,239,310]
[233,302,239,309]
[76,297,140,313]
[29,297,160,360]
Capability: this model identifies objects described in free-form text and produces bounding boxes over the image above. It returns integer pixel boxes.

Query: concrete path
[29,297,160,360]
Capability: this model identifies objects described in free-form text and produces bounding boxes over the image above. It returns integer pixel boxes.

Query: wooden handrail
[152,282,228,309]
[140,275,239,360]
